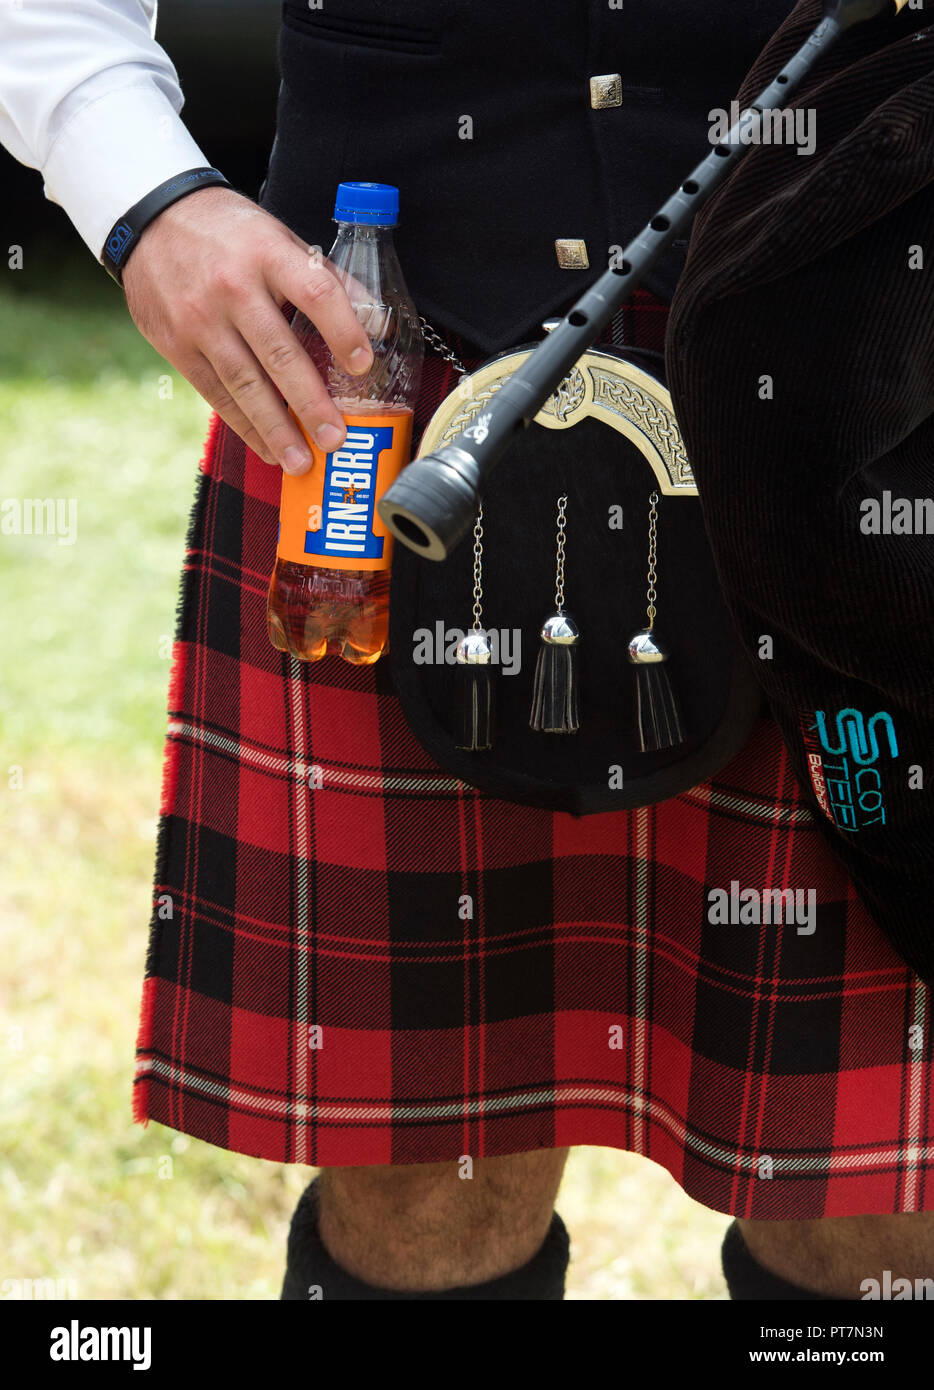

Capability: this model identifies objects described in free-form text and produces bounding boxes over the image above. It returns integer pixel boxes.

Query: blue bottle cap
[333,182,399,226]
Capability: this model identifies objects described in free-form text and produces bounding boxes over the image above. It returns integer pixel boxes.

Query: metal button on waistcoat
[589,74,622,109]
[555,239,589,269]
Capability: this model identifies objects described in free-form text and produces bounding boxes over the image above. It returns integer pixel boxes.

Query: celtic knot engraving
[433,360,695,494]
[439,380,505,444]
[438,364,587,441]
[588,368,695,489]
[539,368,586,423]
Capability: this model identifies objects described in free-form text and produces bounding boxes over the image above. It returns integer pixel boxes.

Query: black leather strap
[101,167,231,285]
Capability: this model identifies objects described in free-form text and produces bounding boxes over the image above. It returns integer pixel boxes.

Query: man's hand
[121,186,374,474]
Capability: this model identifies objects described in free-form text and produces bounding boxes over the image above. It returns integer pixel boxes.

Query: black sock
[721,1220,839,1301]
[280,1177,570,1301]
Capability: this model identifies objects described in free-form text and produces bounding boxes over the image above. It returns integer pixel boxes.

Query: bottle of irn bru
[267,182,423,664]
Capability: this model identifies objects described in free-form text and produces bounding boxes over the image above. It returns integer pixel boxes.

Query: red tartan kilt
[134,295,934,1219]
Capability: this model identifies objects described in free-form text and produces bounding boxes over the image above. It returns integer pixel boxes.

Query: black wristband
[101,167,231,285]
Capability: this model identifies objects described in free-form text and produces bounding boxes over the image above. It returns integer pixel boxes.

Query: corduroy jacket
[667,0,934,980]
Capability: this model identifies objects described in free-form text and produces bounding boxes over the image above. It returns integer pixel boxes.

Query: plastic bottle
[267,181,423,663]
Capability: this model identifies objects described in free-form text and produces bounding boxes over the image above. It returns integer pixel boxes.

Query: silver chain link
[419,316,468,377]
[555,494,568,613]
[471,505,485,629]
[419,316,483,627]
[645,490,659,630]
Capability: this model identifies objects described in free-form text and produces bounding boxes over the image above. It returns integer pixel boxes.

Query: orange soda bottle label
[276,409,413,571]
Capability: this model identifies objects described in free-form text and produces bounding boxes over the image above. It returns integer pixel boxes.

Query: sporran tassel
[628,490,685,753]
[455,628,495,750]
[530,494,580,734]
[628,630,684,752]
[530,613,580,733]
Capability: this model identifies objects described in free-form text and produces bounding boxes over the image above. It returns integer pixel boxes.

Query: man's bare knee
[738,1212,934,1298]
[318,1148,569,1292]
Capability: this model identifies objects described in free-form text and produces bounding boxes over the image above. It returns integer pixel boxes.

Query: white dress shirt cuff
[41,77,216,264]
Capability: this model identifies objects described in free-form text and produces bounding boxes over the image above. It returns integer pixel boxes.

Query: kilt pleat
[133,295,934,1218]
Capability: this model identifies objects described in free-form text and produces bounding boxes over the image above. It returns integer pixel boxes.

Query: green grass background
[0,248,729,1300]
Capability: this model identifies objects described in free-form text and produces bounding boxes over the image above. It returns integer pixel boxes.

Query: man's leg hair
[724,1212,934,1300]
[282,1148,571,1301]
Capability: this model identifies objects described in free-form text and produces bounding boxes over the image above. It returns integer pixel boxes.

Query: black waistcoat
[261,0,796,353]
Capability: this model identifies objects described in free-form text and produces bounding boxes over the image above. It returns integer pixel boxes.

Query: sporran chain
[419,316,483,628]
[555,494,568,613]
[646,489,659,630]
[419,316,468,378]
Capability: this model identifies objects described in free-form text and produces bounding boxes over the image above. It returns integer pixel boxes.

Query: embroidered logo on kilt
[799,707,898,832]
